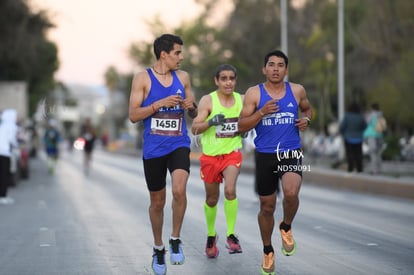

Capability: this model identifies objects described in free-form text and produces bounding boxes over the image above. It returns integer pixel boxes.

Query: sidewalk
[112,147,414,200]
[189,151,414,200]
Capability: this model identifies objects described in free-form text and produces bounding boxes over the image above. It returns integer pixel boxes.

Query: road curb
[116,150,414,200]
[190,152,414,200]
[303,169,414,200]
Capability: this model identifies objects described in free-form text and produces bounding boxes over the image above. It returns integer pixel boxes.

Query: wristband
[303,116,311,125]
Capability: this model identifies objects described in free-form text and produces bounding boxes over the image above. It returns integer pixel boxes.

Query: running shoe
[261,252,275,275]
[226,234,242,254]
[205,235,219,258]
[169,238,185,265]
[279,222,296,256]
[151,248,166,275]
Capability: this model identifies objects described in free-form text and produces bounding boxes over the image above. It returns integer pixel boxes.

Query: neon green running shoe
[280,222,296,256]
[260,251,275,275]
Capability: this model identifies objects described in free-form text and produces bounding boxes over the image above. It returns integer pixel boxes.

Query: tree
[220,0,282,90]
[103,66,130,139]
[127,3,224,100]
[0,0,58,115]
[123,0,414,135]
[349,0,414,132]
[289,0,339,129]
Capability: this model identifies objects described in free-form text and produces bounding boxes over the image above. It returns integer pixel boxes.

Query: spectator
[0,109,18,205]
[363,103,386,174]
[43,119,61,174]
[101,130,109,148]
[339,102,367,172]
[80,118,96,175]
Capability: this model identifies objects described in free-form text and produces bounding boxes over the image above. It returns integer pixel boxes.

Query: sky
[29,0,210,87]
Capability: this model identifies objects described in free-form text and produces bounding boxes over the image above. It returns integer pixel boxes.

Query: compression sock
[224,198,238,237]
[264,245,274,255]
[279,221,291,232]
[204,202,217,236]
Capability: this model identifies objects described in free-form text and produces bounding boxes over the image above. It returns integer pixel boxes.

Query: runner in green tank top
[191,64,244,260]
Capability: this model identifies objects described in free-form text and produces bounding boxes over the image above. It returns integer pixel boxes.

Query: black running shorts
[143,147,190,192]
[255,150,303,196]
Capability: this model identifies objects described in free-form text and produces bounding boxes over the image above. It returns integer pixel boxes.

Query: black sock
[263,245,274,255]
[279,221,291,232]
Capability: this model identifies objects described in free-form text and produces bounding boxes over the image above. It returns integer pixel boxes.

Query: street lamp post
[338,0,344,122]
[281,0,288,81]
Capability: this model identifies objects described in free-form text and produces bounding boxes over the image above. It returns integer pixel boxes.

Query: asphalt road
[1,149,413,275]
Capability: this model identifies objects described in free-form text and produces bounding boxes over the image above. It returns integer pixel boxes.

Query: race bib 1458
[151,112,183,136]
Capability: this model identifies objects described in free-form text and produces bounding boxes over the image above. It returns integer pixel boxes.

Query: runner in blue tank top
[238,50,312,275]
[128,34,197,275]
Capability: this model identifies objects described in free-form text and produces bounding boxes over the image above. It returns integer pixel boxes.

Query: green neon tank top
[201,91,243,156]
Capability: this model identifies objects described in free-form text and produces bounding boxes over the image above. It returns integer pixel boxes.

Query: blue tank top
[142,68,190,159]
[254,82,301,153]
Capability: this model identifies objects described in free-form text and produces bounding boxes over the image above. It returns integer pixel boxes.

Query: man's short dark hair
[153,34,183,60]
[214,64,237,79]
[264,50,288,67]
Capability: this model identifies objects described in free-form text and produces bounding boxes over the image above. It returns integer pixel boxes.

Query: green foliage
[0,0,58,115]
[175,17,225,96]
[219,0,282,90]
[104,66,121,92]
[382,135,402,161]
[123,0,413,135]
[368,49,414,130]
[29,41,59,115]
[127,4,225,99]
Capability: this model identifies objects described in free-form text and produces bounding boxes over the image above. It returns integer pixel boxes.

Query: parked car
[18,138,30,179]
[9,146,20,186]
[9,129,30,186]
